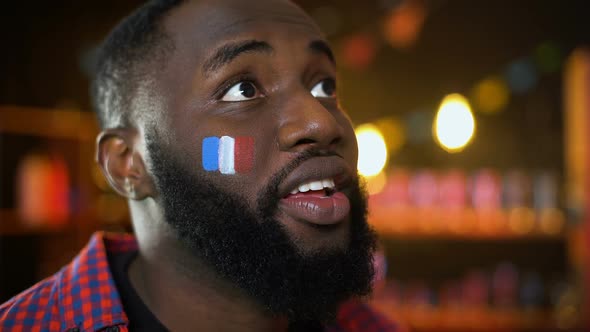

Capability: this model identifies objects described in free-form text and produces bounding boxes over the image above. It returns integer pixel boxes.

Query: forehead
[164,0,323,55]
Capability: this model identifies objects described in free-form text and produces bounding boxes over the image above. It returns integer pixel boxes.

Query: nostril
[294,136,341,148]
[295,138,316,145]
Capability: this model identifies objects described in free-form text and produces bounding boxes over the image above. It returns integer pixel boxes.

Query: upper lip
[277,156,354,198]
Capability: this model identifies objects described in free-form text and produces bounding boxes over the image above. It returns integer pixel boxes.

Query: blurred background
[1,0,589,331]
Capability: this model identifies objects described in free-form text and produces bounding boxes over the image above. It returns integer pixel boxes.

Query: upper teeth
[290,179,335,194]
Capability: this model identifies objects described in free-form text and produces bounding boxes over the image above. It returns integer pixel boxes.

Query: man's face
[152,0,361,253]
[141,0,376,322]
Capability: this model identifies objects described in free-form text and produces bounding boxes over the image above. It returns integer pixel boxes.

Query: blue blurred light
[505,58,538,94]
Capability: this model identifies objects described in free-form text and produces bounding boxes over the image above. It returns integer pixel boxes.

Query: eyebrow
[309,40,335,65]
[203,40,273,74]
[202,39,336,75]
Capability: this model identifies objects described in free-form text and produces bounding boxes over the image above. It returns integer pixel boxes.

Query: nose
[278,91,344,152]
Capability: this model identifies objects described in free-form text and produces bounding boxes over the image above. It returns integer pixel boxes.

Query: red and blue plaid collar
[56,232,396,332]
[56,232,135,331]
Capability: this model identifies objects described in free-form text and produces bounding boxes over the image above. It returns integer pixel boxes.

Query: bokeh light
[433,93,476,153]
[409,170,438,208]
[383,0,426,49]
[471,76,510,114]
[356,123,388,177]
[539,208,565,235]
[17,153,70,227]
[505,58,538,94]
[342,33,377,70]
[508,207,536,234]
[439,169,467,209]
[534,41,563,74]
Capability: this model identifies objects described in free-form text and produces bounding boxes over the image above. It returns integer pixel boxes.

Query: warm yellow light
[434,93,476,153]
[472,76,510,114]
[356,124,388,177]
[508,207,536,234]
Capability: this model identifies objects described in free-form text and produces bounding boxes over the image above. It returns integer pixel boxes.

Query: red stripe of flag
[234,137,254,173]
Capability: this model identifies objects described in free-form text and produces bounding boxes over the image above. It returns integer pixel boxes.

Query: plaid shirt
[1,232,398,332]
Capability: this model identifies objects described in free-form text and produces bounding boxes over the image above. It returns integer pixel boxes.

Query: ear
[96,128,156,200]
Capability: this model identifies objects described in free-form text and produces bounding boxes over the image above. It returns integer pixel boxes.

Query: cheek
[201,135,255,175]
[192,134,262,202]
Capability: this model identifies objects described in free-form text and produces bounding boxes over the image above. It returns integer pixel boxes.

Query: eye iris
[239,82,256,98]
[322,80,335,96]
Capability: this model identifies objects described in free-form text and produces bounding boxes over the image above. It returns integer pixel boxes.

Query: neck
[128,201,289,332]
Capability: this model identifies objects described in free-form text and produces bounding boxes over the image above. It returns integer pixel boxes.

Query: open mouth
[279,177,350,226]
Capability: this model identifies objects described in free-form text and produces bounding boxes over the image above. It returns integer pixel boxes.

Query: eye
[221,81,262,101]
[310,79,336,98]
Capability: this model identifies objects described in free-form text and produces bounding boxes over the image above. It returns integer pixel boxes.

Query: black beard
[146,132,377,327]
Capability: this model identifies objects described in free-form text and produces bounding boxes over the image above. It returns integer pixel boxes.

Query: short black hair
[92,0,184,129]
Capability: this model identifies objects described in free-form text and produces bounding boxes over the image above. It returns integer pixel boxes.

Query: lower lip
[278,191,350,226]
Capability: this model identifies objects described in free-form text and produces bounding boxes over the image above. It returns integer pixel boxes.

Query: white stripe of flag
[219,136,236,175]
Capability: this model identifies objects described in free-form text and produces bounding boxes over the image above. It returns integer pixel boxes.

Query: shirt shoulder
[0,269,63,331]
[0,232,136,332]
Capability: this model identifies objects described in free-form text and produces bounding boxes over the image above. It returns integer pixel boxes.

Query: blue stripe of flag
[202,136,220,171]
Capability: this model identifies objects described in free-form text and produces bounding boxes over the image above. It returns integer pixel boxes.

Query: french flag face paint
[202,136,254,174]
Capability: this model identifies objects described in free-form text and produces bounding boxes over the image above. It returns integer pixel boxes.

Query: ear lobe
[96,128,155,200]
